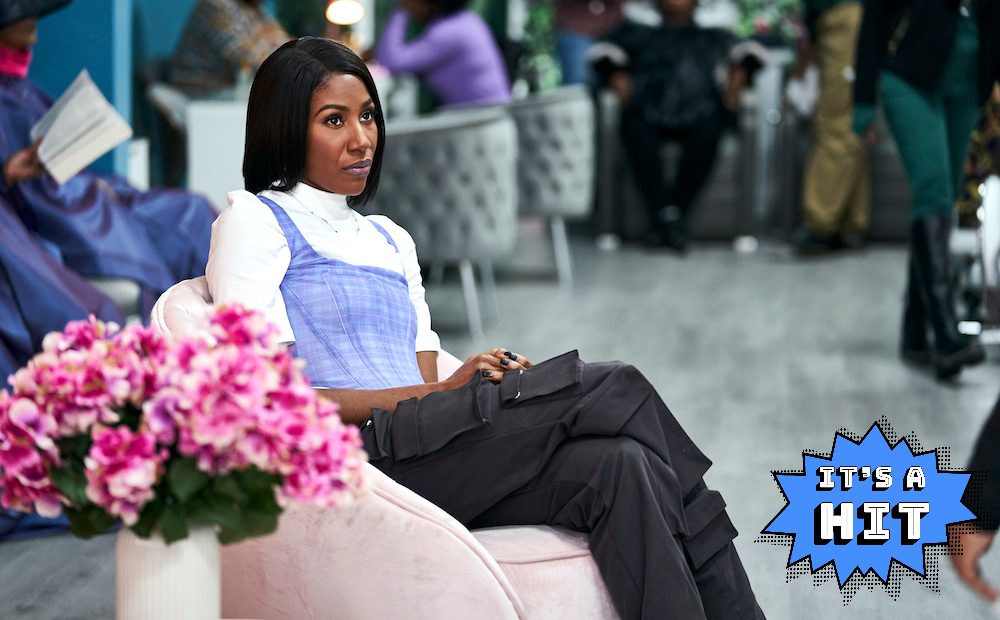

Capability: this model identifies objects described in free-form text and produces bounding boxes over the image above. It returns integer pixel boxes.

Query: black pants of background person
[621,107,728,251]
[361,351,765,619]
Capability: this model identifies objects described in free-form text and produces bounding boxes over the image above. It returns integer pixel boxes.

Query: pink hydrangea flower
[84,425,166,526]
[9,317,136,437]
[209,305,283,356]
[40,314,116,354]
[0,392,63,516]
[0,305,367,533]
[279,410,368,507]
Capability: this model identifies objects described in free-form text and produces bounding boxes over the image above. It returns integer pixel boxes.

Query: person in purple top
[375,0,511,108]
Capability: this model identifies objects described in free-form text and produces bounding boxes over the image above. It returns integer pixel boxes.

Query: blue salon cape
[0,192,127,541]
[0,73,215,316]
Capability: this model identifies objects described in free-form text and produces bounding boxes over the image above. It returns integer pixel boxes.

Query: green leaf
[158,505,189,544]
[117,405,143,431]
[246,486,282,516]
[50,464,88,506]
[211,475,248,504]
[131,499,165,539]
[56,435,91,462]
[217,509,279,545]
[233,467,281,494]
[65,505,116,539]
[166,458,210,503]
[187,491,242,530]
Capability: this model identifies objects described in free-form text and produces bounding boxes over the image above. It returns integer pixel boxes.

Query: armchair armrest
[221,463,525,619]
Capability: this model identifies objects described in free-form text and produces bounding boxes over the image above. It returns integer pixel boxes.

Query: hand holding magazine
[29,69,133,184]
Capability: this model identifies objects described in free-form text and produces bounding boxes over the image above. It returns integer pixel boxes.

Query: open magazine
[29,69,133,184]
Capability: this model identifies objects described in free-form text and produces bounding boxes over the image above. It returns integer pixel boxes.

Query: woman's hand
[950,524,998,602]
[442,348,533,388]
[2,141,44,186]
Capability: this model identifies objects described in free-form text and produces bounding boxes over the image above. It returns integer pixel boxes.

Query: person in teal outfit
[854,0,1000,379]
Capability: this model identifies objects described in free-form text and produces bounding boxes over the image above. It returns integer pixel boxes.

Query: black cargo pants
[361,351,765,619]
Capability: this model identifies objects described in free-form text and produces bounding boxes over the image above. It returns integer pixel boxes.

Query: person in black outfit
[590,0,764,252]
[854,0,1000,379]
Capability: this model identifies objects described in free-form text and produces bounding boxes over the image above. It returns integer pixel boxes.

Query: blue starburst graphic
[762,422,975,587]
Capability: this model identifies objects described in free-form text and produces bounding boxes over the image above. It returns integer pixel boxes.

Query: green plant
[726,0,803,44]
[522,0,561,91]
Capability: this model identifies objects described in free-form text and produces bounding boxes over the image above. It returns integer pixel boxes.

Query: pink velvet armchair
[151,276,619,619]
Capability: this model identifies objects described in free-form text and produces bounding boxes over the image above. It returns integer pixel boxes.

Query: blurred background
[4,0,1000,618]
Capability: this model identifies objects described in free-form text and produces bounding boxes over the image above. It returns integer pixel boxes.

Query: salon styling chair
[150,276,619,620]
[366,110,519,339]
[506,86,595,285]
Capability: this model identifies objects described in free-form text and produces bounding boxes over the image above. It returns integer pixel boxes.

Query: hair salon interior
[2,0,1000,618]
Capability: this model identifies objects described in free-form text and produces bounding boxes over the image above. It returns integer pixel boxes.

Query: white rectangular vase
[116,525,220,620]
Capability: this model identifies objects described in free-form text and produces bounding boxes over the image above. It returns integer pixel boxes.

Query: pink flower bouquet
[0,306,367,544]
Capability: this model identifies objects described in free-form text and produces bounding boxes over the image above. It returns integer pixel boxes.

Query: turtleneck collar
[0,45,31,78]
[289,182,352,220]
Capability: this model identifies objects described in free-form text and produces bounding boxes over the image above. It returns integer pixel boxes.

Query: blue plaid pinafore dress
[259,197,425,389]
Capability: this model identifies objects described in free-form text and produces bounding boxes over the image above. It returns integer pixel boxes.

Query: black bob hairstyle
[243,37,385,207]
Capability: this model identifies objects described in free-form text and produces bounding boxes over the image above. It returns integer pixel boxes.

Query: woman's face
[0,18,38,50]
[303,73,378,196]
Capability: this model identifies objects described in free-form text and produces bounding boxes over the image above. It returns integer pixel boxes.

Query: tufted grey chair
[507,86,595,285]
[367,110,518,338]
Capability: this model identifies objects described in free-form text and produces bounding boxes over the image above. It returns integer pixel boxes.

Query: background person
[169,0,290,97]
[853,0,1000,379]
[953,85,1000,228]
[589,0,765,253]
[792,0,870,254]
[553,0,624,86]
[0,2,216,317]
[375,0,511,108]
[207,37,765,619]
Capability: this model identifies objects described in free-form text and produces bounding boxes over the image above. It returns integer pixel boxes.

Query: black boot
[901,251,931,365]
[644,206,689,254]
[911,213,985,379]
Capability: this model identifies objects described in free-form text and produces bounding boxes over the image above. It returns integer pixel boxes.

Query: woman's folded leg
[367,355,714,523]
[469,437,763,620]
[364,354,763,617]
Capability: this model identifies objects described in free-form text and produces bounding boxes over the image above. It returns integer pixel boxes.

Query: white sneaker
[595,233,621,252]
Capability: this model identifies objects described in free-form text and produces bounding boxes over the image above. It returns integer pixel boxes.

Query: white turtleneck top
[206,183,441,352]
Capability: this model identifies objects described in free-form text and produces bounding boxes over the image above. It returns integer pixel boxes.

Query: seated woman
[207,37,765,619]
[0,3,217,316]
[375,0,511,108]
[169,0,290,97]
